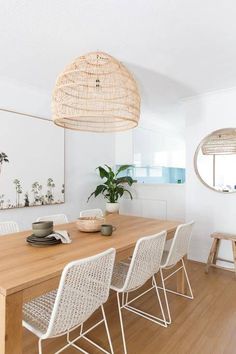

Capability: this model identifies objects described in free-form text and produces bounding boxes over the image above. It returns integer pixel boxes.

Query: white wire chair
[36,214,68,225]
[23,248,116,354]
[80,209,103,218]
[158,221,195,325]
[110,231,167,354]
[0,221,19,235]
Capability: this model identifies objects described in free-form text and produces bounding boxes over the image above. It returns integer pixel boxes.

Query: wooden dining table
[0,214,181,354]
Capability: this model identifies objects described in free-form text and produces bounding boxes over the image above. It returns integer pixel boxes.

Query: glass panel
[116,165,185,184]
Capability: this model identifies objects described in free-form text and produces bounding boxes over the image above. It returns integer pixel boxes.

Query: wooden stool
[205,232,236,277]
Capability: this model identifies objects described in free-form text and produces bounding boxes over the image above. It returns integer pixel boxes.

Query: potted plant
[88,165,136,213]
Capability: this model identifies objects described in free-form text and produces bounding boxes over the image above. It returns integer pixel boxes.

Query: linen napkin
[47,231,71,244]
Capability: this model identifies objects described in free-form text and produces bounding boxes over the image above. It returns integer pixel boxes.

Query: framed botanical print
[0,110,65,209]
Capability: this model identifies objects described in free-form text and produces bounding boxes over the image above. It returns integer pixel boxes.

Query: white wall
[120,184,185,221]
[0,79,115,230]
[115,106,186,221]
[184,88,236,265]
[115,107,185,169]
[115,130,133,165]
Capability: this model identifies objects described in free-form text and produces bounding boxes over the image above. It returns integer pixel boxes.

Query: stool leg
[213,239,220,265]
[205,238,218,274]
[231,241,236,279]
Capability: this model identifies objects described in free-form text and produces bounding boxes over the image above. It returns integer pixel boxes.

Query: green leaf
[87,184,107,202]
[104,165,115,179]
[116,176,136,186]
[104,164,112,173]
[88,165,135,203]
[95,184,107,197]
[123,188,133,200]
[96,166,109,179]
[116,186,124,198]
[116,165,133,176]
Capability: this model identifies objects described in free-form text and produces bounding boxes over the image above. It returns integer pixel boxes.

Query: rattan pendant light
[52,51,140,132]
[202,128,236,155]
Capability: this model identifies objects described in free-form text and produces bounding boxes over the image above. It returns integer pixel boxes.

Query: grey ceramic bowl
[32,221,53,230]
[32,221,53,238]
[33,227,53,238]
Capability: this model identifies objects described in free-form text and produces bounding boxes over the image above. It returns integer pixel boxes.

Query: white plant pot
[106,202,119,214]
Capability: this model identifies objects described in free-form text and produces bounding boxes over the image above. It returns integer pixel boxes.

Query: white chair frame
[157,221,195,324]
[23,248,116,354]
[0,221,19,235]
[36,214,68,225]
[111,231,167,354]
[80,208,103,218]
[37,305,113,354]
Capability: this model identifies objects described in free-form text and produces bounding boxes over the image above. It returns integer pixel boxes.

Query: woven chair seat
[23,290,57,336]
[111,262,130,291]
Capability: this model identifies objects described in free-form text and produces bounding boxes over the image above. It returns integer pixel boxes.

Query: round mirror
[194,128,236,193]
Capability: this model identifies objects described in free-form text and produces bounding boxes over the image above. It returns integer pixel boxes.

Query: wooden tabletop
[0,214,180,296]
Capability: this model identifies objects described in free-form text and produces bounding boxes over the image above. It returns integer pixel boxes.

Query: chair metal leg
[101,304,114,354]
[159,269,171,324]
[38,338,43,354]
[117,292,128,354]
[182,259,194,299]
[40,308,113,354]
[120,280,168,328]
[121,292,125,306]
[152,275,168,327]
[158,259,194,300]
[157,258,194,325]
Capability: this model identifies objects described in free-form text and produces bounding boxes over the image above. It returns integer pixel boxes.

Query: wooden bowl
[76,217,105,233]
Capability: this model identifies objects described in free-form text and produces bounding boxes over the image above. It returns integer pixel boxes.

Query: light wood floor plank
[23,261,236,354]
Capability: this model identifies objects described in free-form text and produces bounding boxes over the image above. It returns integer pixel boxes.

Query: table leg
[177,258,187,294]
[0,291,23,354]
[231,241,236,279]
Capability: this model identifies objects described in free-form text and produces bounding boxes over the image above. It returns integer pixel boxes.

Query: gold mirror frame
[194,128,236,194]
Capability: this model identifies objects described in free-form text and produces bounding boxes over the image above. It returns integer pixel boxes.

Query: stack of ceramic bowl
[26,221,61,247]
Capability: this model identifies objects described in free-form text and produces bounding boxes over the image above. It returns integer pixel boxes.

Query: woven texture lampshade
[202,128,236,155]
[52,51,140,132]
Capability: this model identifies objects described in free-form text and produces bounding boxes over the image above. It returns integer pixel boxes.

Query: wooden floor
[23,261,236,354]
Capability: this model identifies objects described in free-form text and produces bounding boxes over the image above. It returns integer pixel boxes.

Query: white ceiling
[1,0,236,107]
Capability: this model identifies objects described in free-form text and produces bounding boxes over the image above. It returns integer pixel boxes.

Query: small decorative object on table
[76,216,105,233]
[32,221,53,237]
[101,224,116,236]
[88,164,136,214]
[27,221,71,246]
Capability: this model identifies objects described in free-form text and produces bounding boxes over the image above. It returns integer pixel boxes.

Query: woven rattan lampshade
[52,51,140,132]
[202,128,236,155]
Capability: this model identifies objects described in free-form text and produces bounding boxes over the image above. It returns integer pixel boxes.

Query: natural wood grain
[0,214,180,354]
[0,214,179,296]
[22,261,236,354]
[206,232,236,276]
[0,291,23,354]
[177,257,187,294]
[205,238,218,273]
[231,241,236,278]
[212,239,220,264]
[211,232,236,240]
